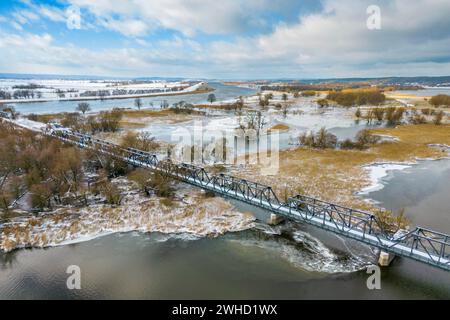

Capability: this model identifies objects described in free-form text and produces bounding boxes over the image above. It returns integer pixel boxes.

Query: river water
[10,82,257,115]
[1,84,449,299]
[396,87,450,97]
[1,158,449,299]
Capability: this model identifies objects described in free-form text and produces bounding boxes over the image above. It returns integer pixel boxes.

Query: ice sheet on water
[229,223,370,274]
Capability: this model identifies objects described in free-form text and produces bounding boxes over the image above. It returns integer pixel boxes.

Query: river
[10,82,257,115]
[1,158,449,299]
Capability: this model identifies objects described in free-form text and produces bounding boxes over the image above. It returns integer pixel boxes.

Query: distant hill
[271,76,450,86]
[1,73,450,86]
[0,73,122,81]
[0,73,188,82]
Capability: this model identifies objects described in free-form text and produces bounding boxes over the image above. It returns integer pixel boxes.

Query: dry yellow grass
[119,120,148,129]
[119,109,175,118]
[233,124,450,212]
[27,113,66,123]
[194,104,245,110]
[385,92,430,100]
[341,87,381,94]
[268,124,290,132]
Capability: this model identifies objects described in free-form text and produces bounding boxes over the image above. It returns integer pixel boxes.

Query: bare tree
[207,93,216,104]
[134,98,143,110]
[161,100,169,108]
[76,102,91,115]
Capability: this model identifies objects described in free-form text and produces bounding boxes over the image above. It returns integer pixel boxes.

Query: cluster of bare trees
[0,104,20,119]
[356,106,406,126]
[237,110,267,137]
[327,90,386,107]
[0,121,172,213]
[356,106,446,126]
[13,90,36,99]
[408,109,445,125]
[299,128,338,149]
[56,105,123,133]
[0,122,84,212]
[299,127,380,150]
[0,90,12,100]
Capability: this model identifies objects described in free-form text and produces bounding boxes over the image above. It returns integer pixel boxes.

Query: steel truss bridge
[23,126,450,271]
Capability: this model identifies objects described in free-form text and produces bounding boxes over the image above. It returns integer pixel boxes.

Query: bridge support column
[378,251,395,267]
[268,214,285,226]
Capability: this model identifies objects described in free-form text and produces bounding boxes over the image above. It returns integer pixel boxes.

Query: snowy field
[0,79,207,103]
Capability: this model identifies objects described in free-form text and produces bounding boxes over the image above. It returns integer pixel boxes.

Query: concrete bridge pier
[268,213,285,226]
[378,251,396,267]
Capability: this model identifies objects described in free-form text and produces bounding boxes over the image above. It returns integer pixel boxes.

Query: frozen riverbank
[0,179,255,253]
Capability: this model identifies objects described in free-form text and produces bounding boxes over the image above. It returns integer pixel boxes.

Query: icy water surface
[2,158,450,301]
[10,82,257,115]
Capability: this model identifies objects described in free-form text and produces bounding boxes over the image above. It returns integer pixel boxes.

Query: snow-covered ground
[0,79,207,103]
[358,163,412,195]
[0,180,255,253]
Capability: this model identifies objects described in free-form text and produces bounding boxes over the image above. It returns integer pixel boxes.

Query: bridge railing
[390,227,450,265]
[288,194,450,266]
[288,194,393,236]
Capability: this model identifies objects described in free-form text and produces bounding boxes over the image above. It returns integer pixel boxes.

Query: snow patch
[358,163,412,195]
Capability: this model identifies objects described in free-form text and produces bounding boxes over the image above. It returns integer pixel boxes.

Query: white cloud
[38,6,66,22]
[66,0,297,37]
[2,0,450,78]
[0,30,207,77]
[208,0,450,77]
[12,9,40,25]
[11,21,24,31]
[99,18,150,37]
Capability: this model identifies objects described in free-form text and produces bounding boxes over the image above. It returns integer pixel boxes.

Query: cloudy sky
[0,0,450,79]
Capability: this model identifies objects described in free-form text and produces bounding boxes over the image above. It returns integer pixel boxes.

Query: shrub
[95,179,123,205]
[356,129,381,145]
[128,169,175,198]
[316,99,329,108]
[429,94,450,107]
[148,172,175,198]
[97,109,123,132]
[301,90,316,97]
[340,139,365,150]
[327,89,385,107]
[299,127,337,149]
[385,107,405,126]
[170,101,196,114]
[121,131,159,152]
[61,112,83,129]
[160,197,174,207]
[128,169,152,195]
[339,130,380,150]
[30,183,53,211]
[433,110,445,125]
[375,208,409,234]
[0,192,12,211]
[409,111,427,124]
[421,108,432,115]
